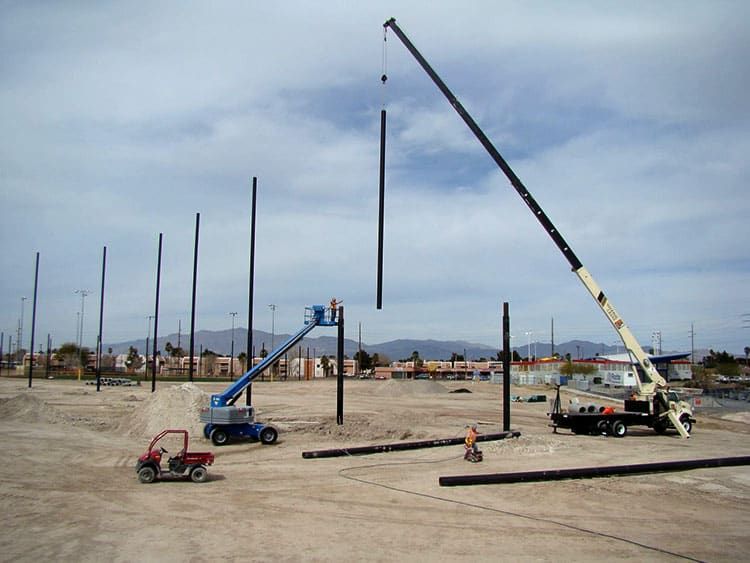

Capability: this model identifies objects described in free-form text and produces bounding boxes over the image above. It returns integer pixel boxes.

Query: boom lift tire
[611,420,627,438]
[259,426,278,445]
[210,428,230,447]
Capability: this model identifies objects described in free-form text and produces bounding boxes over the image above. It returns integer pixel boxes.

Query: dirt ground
[1,376,749,562]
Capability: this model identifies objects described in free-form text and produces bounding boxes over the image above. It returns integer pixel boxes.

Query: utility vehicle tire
[680,415,693,434]
[611,420,627,438]
[138,466,157,484]
[190,466,208,483]
[259,426,278,445]
[211,428,230,446]
[596,420,610,435]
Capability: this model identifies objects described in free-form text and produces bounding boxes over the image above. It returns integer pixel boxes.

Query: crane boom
[383,18,689,437]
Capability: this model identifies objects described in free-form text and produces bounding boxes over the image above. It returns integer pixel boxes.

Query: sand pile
[0,392,110,428]
[121,383,209,439]
[0,393,65,424]
[721,412,750,424]
[373,379,447,398]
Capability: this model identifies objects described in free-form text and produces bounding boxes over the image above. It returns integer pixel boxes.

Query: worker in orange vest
[330,297,341,323]
[464,423,480,461]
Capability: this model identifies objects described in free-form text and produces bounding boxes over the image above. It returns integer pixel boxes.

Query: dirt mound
[721,412,750,424]
[121,383,209,439]
[0,393,63,424]
[0,392,108,429]
[373,379,447,398]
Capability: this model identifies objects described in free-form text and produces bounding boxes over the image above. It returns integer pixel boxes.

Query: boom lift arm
[210,305,335,408]
[383,18,690,437]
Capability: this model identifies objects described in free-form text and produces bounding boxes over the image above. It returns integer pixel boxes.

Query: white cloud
[1,1,748,355]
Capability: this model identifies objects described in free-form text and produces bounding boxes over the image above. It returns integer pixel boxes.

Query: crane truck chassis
[382,18,693,437]
[549,386,695,438]
[200,305,337,446]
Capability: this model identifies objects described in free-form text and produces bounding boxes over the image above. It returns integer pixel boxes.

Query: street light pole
[146,315,154,380]
[525,331,533,361]
[268,304,277,351]
[229,312,237,378]
[18,296,27,357]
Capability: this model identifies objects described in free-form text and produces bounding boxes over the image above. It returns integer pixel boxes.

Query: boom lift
[383,18,693,437]
[200,305,337,445]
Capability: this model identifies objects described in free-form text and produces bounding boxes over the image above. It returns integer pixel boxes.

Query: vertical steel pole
[28,252,39,388]
[189,213,200,382]
[377,110,387,309]
[152,234,163,393]
[0,331,4,376]
[246,177,257,404]
[96,246,106,392]
[337,306,345,425]
[503,302,511,431]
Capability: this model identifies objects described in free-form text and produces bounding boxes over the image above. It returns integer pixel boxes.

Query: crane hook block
[381,74,388,84]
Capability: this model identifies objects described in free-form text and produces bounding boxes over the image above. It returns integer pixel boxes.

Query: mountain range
[105,328,695,362]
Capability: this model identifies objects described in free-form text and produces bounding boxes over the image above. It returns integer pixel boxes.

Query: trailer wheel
[210,428,230,446]
[679,415,693,434]
[259,426,278,445]
[190,466,208,483]
[596,420,610,435]
[138,466,157,484]
[611,420,627,438]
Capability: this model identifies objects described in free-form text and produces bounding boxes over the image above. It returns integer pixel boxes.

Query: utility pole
[268,304,277,351]
[550,317,554,357]
[229,312,237,378]
[74,289,91,379]
[18,296,27,358]
[358,322,362,375]
[689,322,696,364]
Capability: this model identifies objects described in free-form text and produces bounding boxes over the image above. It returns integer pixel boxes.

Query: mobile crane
[382,18,693,438]
[200,305,338,445]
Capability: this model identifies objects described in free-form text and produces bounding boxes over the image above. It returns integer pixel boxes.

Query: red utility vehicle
[136,429,214,484]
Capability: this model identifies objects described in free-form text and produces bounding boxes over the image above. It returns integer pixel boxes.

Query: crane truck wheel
[653,420,668,434]
[210,428,230,446]
[259,426,278,445]
[190,466,208,483]
[611,420,627,438]
[679,415,693,434]
[138,466,157,484]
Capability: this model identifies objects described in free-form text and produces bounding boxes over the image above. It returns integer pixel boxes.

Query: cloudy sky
[2,1,748,357]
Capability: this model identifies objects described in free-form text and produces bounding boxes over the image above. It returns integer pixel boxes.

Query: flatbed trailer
[549,387,695,438]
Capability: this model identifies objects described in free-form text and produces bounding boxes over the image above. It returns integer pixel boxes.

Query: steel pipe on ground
[439,455,750,486]
[302,431,521,459]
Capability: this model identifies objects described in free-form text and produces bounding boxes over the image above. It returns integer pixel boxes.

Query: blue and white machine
[200,305,337,446]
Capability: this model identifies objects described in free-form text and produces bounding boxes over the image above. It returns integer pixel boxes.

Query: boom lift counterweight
[383,18,692,437]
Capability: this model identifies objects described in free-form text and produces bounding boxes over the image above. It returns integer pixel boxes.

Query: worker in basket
[464,423,483,462]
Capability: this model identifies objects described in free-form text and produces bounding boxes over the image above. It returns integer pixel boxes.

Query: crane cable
[381,26,388,104]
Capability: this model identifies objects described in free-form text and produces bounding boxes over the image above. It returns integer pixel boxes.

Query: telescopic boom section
[382,18,669,397]
[210,305,334,407]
